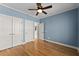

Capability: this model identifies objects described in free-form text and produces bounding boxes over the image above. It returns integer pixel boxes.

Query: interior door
[13,17,23,46]
[38,23,44,40]
[0,14,12,50]
[25,20,34,42]
[34,22,39,39]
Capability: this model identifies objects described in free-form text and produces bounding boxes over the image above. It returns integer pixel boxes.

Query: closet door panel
[13,17,23,46]
[25,20,34,42]
[0,14,12,50]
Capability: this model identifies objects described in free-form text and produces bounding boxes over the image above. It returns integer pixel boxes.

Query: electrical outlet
[48,37,50,39]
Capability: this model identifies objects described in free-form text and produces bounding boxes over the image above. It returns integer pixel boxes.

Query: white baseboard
[78,49,79,53]
[22,40,34,44]
[45,39,79,50]
[0,40,34,51]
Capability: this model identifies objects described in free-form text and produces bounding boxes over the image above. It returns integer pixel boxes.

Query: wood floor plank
[0,39,78,56]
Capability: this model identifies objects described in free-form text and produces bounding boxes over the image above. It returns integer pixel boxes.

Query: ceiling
[2,3,79,19]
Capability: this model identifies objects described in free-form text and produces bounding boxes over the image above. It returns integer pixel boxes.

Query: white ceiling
[2,3,79,19]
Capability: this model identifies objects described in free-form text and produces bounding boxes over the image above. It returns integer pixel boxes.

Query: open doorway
[34,22,44,40]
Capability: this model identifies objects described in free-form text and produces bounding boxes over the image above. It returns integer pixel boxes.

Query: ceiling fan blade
[28,9,38,10]
[42,11,47,14]
[36,12,39,16]
[42,5,52,9]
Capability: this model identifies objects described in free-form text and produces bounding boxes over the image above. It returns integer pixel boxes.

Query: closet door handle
[9,33,15,35]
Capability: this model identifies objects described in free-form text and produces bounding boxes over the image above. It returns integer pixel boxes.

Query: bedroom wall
[40,8,78,47]
[78,8,79,48]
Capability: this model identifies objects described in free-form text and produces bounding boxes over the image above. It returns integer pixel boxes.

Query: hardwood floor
[0,39,78,56]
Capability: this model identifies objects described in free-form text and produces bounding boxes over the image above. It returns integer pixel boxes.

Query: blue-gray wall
[0,5,38,22]
[40,9,78,47]
[78,8,79,47]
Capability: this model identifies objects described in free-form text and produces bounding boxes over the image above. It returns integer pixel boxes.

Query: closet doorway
[0,14,24,50]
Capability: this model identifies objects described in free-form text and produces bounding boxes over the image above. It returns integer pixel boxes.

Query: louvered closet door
[25,20,34,42]
[0,14,12,50]
[13,17,23,46]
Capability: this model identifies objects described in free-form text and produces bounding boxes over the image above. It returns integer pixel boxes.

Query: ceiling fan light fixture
[37,9,42,13]
[28,3,52,16]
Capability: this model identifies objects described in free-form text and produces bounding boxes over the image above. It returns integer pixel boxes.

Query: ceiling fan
[28,3,52,16]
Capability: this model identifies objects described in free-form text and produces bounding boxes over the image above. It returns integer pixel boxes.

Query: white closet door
[13,17,23,46]
[0,14,12,50]
[38,23,44,40]
[25,20,34,42]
